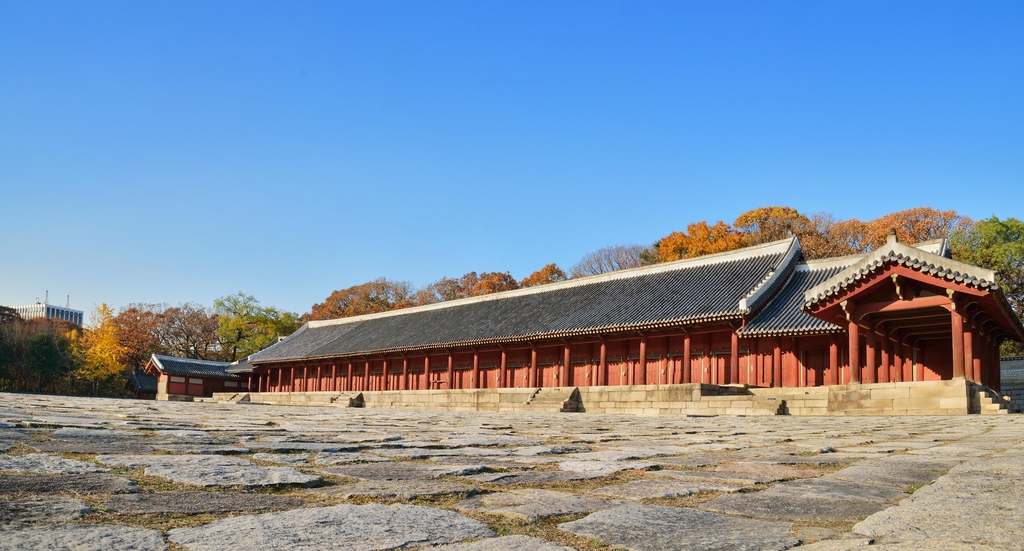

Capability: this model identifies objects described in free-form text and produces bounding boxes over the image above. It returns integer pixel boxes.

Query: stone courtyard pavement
[0,395,1022,550]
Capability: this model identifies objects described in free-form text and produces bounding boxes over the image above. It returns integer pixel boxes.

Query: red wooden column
[401,358,409,391]
[661,336,670,384]
[381,360,389,391]
[972,333,983,383]
[864,325,876,384]
[637,335,647,385]
[316,365,322,392]
[530,348,538,387]
[880,334,891,383]
[848,320,861,384]
[561,345,570,387]
[472,352,479,389]
[258,373,264,393]
[301,366,307,392]
[892,340,903,383]
[729,331,739,385]
[773,338,782,388]
[598,341,607,386]
[362,361,369,391]
[682,335,692,384]
[950,303,966,378]
[423,357,430,390]
[446,354,454,390]
[499,350,507,388]
[963,325,975,382]
[277,368,284,392]
[346,363,353,391]
[829,337,839,386]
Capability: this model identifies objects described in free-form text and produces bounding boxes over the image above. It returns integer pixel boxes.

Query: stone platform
[230,378,1016,416]
[1,393,1023,550]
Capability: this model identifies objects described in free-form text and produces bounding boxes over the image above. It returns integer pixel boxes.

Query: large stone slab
[314,451,390,465]
[153,444,251,454]
[145,465,322,488]
[96,454,250,468]
[456,488,627,521]
[651,470,776,486]
[434,535,575,550]
[590,479,743,500]
[0,496,90,522]
[245,441,361,452]
[0,523,167,550]
[319,462,489,480]
[831,461,944,490]
[701,492,886,521]
[103,491,307,514]
[764,477,908,503]
[558,460,655,476]
[252,452,311,465]
[168,503,495,551]
[0,473,137,495]
[27,441,155,454]
[852,445,1024,548]
[314,480,479,499]
[0,454,106,475]
[441,436,538,447]
[464,470,603,485]
[559,504,798,551]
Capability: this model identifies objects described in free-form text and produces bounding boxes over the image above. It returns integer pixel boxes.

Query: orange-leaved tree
[866,207,972,249]
[521,264,568,287]
[657,221,747,262]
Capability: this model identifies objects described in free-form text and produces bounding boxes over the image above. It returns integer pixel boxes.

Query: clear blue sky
[2,1,1022,321]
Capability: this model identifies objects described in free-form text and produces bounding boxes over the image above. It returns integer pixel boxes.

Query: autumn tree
[569,245,647,277]
[657,221,747,262]
[309,278,417,321]
[214,292,301,361]
[156,303,221,360]
[77,303,128,395]
[113,304,166,372]
[422,271,521,302]
[521,264,568,287]
[734,206,814,245]
[865,207,971,250]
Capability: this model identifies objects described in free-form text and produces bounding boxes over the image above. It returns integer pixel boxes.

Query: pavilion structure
[242,235,1023,415]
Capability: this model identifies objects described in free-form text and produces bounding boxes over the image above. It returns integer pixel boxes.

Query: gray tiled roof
[252,239,798,364]
[151,355,238,379]
[126,371,157,392]
[740,258,857,338]
[804,237,999,308]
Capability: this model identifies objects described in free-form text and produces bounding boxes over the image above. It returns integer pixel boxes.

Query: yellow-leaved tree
[80,303,128,394]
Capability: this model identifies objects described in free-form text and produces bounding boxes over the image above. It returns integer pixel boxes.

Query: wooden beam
[856,295,952,317]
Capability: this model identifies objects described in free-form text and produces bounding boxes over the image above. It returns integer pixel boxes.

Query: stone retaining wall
[239,379,979,416]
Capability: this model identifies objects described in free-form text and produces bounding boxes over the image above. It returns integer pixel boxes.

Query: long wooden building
[245,235,1022,407]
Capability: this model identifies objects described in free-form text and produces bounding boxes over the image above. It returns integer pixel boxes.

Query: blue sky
[1,1,1022,320]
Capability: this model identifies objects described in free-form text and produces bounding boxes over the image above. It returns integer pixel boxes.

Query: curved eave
[804,252,999,310]
[737,324,846,339]
[249,312,745,367]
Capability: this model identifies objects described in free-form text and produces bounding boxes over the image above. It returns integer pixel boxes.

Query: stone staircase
[330,393,364,408]
[521,388,582,413]
[198,392,250,403]
[971,384,1018,414]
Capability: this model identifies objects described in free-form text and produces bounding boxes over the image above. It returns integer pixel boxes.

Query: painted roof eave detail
[803,239,998,309]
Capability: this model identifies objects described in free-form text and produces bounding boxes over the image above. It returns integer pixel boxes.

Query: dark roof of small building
[739,257,857,338]
[149,355,238,379]
[225,357,253,374]
[125,371,157,393]
[252,239,800,364]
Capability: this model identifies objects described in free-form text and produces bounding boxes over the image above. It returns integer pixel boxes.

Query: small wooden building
[125,370,157,400]
[144,354,243,401]
[247,235,1023,401]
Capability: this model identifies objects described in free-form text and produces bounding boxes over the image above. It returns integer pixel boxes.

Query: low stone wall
[240,379,981,416]
[1000,356,1024,408]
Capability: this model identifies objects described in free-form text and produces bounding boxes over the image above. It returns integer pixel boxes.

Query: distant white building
[11,300,84,327]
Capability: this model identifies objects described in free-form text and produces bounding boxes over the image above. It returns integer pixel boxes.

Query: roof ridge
[308,237,798,329]
[803,239,998,307]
